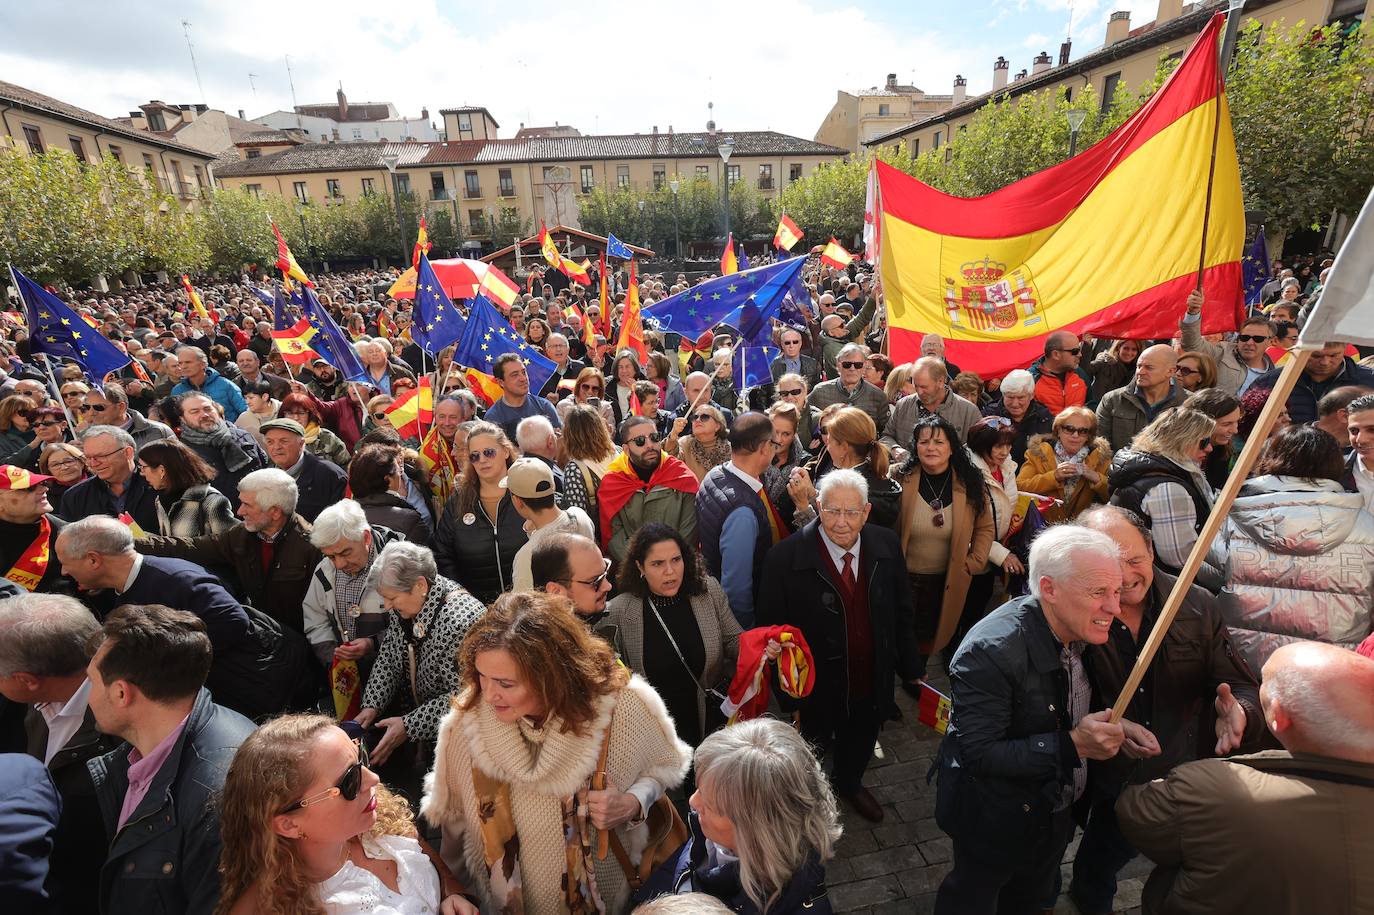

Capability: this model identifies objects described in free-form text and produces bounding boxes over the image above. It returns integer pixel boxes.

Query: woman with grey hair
[355,540,486,779]
[1108,407,1223,590]
[646,717,841,914]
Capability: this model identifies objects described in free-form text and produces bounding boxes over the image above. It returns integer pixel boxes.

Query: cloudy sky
[4,0,1162,139]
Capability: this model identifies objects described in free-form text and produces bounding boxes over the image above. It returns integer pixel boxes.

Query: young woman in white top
[216,714,478,915]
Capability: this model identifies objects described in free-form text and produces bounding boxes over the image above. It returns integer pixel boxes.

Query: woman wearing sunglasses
[431,421,528,604]
[557,366,615,432]
[667,403,730,483]
[5,405,69,471]
[217,714,479,915]
[892,414,995,678]
[424,591,691,915]
[1017,406,1113,524]
[0,395,39,464]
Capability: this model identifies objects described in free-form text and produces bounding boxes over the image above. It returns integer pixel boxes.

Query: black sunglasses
[35,419,64,428]
[469,447,500,463]
[627,432,662,447]
[559,557,612,590]
[1236,334,1269,343]
[839,361,865,369]
[280,739,367,813]
[1056,347,1082,356]
[371,411,389,420]
[779,388,803,397]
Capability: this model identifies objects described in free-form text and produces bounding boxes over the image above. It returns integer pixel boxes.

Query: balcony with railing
[467,219,489,237]
[464,185,483,199]
[757,178,774,190]
[498,182,516,198]
[429,188,452,201]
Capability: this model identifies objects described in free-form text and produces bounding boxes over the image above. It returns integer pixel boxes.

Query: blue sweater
[173,367,249,422]
[696,463,771,627]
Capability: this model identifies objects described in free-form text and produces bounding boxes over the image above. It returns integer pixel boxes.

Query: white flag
[1300,185,1374,347]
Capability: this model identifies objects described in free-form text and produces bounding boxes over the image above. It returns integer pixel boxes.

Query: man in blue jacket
[171,346,248,422]
[84,603,255,915]
[0,753,60,915]
[1252,341,1374,426]
[934,525,1131,915]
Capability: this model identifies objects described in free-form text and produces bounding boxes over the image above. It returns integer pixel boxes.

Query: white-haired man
[935,525,1134,914]
[135,468,319,634]
[1118,641,1374,914]
[983,368,1054,469]
[807,342,889,430]
[516,414,566,500]
[538,332,586,400]
[758,467,918,822]
[58,424,160,531]
[301,499,404,674]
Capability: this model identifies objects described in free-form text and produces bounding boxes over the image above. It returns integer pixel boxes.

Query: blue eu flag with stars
[11,267,130,381]
[454,295,557,394]
[643,256,806,342]
[299,286,369,383]
[733,345,778,391]
[1241,226,1270,307]
[412,254,466,355]
[606,234,634,260]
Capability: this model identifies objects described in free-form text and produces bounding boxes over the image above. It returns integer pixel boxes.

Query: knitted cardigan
[423,674,692,915]
[154,484,238,538]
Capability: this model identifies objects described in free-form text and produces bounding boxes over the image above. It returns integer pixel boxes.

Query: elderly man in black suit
[257,418,346,522]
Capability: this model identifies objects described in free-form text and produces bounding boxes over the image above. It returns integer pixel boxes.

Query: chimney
[1156,0,1183,25]
[992,56,1010,91]
[953,74,967,105]
[886,73,898,90]
[1106,11,1131,45]
[1032,51,1052,75]
[237,109,245,119]
[421,106,429,119]
[1014,68,1028,82]
[1058,39,1072,66]
[707,101,716,135]
[336,83,348,120]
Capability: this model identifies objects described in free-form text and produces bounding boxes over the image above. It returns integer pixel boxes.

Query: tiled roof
[214,130,846,177]
[0,81,216,158]
[864,0,1252,146]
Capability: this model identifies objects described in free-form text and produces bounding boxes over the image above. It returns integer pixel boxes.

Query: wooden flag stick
[1110,345,1313,722]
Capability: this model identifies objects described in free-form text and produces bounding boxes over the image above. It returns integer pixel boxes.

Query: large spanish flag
[874,13,1244,376]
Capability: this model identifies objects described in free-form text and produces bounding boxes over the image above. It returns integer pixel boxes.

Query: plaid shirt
[1059,641,1091,809]
[332,542,376,643]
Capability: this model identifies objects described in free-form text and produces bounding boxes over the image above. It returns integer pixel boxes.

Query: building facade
[254,86,440,143]
[0,80,219,209]
[864,0,1371,158]
[814,74,954,155]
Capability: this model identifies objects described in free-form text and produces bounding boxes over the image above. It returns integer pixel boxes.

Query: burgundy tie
[841,551,856,592]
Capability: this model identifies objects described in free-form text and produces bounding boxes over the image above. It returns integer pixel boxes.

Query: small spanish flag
[272,220,314,288]
[539,222,564,270]
[615,260,647,363]
[916,682,952,734]
[462,367,504,407]
[721,234,738,275]
[271,316,319,364]
[411,215,431,269]
[819,238,854,270]
[774,214,803,251]
[384,376,433,438]
[180,275,215,324]
[562,258,592,285]
[478,265,521,310]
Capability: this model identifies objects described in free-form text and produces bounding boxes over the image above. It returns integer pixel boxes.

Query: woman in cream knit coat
[424,590,692,915]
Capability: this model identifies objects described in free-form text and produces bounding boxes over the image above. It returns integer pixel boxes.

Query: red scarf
[596,451,699,549]
[4,515,50,592]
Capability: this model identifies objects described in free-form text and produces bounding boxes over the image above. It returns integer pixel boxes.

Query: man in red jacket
[1031,330,1089,415]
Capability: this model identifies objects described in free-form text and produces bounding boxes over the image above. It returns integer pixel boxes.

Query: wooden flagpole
[1109,344,1312,722]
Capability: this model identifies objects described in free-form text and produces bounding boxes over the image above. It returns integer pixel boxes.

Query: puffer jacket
[969,449,1018,568]
[1219,475,1374,673]
[1017,434,1112,523]
[432,491,528,603]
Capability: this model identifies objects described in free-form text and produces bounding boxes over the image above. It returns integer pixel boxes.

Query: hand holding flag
[818,238,854,270]
[10,267,130,382]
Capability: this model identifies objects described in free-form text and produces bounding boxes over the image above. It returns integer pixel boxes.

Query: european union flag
[453,294,557,394]
[778,270,812,329]
[738,248,750,271]
[10,267,130,382]
[412,253,465,355]
[1242,226,1270,307]
[606,234,634,260]
[733,345,778,390]
[643,256,806,342]
[248,285,276,308]
[299,286,369,383]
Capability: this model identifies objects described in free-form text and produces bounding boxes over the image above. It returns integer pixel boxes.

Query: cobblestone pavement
[825,674,1147,915]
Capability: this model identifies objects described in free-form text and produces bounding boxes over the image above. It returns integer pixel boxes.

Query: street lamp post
[297,207,311,273]
[718,136,735,245]
[669,179,681,258]
[380,152,407,266]
[637,198,646,250]
[1066,108,1087,159]
[1219,0,1247,73]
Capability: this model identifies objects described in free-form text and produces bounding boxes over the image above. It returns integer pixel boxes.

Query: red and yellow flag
[272,221,314,288]
[479,265,521,309]
[412,216,431,269]
[873,13,1244,375]
[419,423,459,507]
[597,253,611,338]
[385,376,434,439]
[774,214,803,251]
[271,316,319,364]
[179,275,216,324]
[376,311,392,339]
[616,260,647,363]
[720,234,738,275]
[539,222,564,269]
[462,367,503,406]
[562,257,591,285]
[820,238,853,270]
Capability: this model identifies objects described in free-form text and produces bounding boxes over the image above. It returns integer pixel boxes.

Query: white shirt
[724,460,763,493]
[1354,454,1374,516]
[119,552,144,594]
[317,834,441,915]
[818,525,862,580]
[36,678,92,764]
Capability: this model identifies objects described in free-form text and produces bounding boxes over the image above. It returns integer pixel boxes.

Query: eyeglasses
[83,447,127,464]
[1198,438,1214,451]
[469,447,501,463]
[781,339,802,346]
[283,409,310,418]
[79,403,110,413]
[840,361,865,370]
[983,416,1012,428]
[1061,425,1093,436]
[1236,334,1269,343]
[627,432,663,447]
[34,420,63,428]
[929,498,946,528]
[579,384,603,393]
[821,507,864,520]
[779,388,803,397]
[15,410,37,421]
[1055,347,1082,356]
[371,411,390,420]
[280,740,367,813]
[48,458,83,470]
[559,557,612,590]
[691,413,714,423]
[1176,366,1200,377]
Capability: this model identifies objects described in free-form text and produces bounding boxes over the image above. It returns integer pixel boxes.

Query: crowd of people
[0,246,1372,915]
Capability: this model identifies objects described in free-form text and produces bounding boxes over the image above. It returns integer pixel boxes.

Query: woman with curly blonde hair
[217,714,478,915]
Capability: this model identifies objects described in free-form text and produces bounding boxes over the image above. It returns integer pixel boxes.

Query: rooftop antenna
[248,73,260,106]
[285,55,301,129]
[181,20,206,103]
[1066,0,1075,40]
